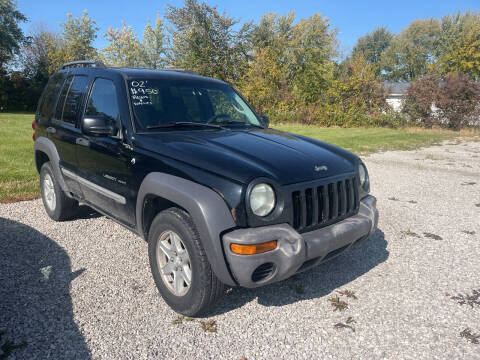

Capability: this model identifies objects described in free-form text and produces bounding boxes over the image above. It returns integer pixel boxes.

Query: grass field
[0,113,39,203]
[0,112,474,203]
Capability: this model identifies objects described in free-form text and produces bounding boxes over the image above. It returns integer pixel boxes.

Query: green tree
[141,13,168,69]
[21,23,62,78]
[239,13,294,117]
[324,54,388,126]
[0,0,27,69]
[351,26,393,77]
[103,21,142,67]
[166,0,252,82]
[58,10,98,62]
[437,11,480,79]
[0,0,27,110]
[16,24,62,109]
[289,13,337,103]
[241,12,338,120]
[381,19,441,81]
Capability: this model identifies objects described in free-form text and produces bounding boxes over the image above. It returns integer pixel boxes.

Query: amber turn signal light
[230,240,277,255]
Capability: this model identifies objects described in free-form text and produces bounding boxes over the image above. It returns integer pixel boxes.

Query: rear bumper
[222,195,378,287]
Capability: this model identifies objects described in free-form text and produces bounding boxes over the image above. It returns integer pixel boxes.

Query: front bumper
[222,195,378,287]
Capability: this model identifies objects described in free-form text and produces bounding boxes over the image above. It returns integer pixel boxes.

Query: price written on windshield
[130,80,158,106]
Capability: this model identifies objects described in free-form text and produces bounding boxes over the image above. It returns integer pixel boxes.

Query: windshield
[127,78,261,131]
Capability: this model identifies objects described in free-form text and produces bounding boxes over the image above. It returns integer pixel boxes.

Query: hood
[135,128,357,185]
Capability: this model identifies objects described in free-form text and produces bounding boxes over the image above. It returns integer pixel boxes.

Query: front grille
[291,175,359,232]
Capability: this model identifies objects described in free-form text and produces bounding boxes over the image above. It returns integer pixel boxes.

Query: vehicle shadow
[0,217,90,359]
[74,205,102,220]
[213,229,388,315]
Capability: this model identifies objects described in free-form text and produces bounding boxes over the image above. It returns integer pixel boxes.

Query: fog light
[230,240,277,255]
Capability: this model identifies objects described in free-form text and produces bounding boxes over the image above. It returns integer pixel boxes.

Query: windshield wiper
[216,119,265,128]
[147,122,228,130]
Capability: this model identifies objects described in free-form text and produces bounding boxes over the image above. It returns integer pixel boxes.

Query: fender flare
[136,173,237,286]
[34,136,69,193]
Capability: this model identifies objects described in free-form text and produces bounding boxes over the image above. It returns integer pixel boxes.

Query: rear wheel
[40,162,78,221]
[148,208,225,316]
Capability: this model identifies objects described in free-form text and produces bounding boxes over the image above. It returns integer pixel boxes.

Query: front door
[75,77,135,226]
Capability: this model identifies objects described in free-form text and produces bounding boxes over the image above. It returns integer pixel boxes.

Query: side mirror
[260,114,269,128]
[82,116,117,137]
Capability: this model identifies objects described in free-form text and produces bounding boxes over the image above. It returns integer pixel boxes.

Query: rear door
[49,74,89,198]
[76,77,135,226]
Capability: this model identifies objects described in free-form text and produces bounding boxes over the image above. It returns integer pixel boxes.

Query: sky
[17,0,480,56]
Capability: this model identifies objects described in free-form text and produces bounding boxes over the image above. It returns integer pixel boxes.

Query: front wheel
[148,208,225,316]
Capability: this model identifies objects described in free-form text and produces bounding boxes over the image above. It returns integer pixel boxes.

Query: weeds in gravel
[461,182,477,186]
[200,320,217,333]
[462,230,476,235]
[0,331,27,359]
[460,328,480,344]
[424,154,443,161]
[40,265,52,280]
[451,289,480,308]
[337,290,358,300]
[334,317,356,332]
[401,229,420,238]
[328,296,349,311]
[423,232,443,240]
[172,316,184,325]
[388,197,400,201]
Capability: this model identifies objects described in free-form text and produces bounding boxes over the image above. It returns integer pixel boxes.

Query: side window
[38,73,66,119]
[84,78,120,129]
[206,89,249,122]
[62,75,88,125]
[54,76,73,120]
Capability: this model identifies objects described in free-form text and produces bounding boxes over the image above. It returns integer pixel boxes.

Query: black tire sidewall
[148,209,211,316]
[40,162,61,220]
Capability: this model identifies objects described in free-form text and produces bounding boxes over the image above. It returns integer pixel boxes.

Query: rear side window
[38,73,66,119]
[61,75,88,125]
[84,78,120,129]
[54,76,73,120]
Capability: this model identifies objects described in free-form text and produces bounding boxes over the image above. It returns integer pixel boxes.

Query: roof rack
[162,68,197,75]
[60,60,106,70]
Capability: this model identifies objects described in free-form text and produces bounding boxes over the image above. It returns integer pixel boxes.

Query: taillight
[32,133,36,141]
[32,121,35,130]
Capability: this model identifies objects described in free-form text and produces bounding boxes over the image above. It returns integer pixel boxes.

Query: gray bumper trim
[223,195,378,288]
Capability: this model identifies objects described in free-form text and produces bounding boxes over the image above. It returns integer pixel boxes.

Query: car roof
[77,66,227,85]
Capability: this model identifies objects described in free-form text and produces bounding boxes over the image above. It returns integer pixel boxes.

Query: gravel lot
[1,140,479,359]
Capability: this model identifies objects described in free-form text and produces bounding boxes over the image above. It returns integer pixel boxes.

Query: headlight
[358,163,369,191]
[250,183,276,217]
[359,164,366,185]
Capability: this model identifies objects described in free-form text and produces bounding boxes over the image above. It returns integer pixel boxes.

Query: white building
[383,82,410,112]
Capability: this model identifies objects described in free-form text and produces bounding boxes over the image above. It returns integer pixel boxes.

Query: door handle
[76,138,90,147]
[46,127,56,134]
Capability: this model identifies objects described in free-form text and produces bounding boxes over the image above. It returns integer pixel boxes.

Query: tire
[148,207,225,316]
[40,162,78,221]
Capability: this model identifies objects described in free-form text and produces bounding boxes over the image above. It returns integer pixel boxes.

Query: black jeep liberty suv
[33,60,378,316]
